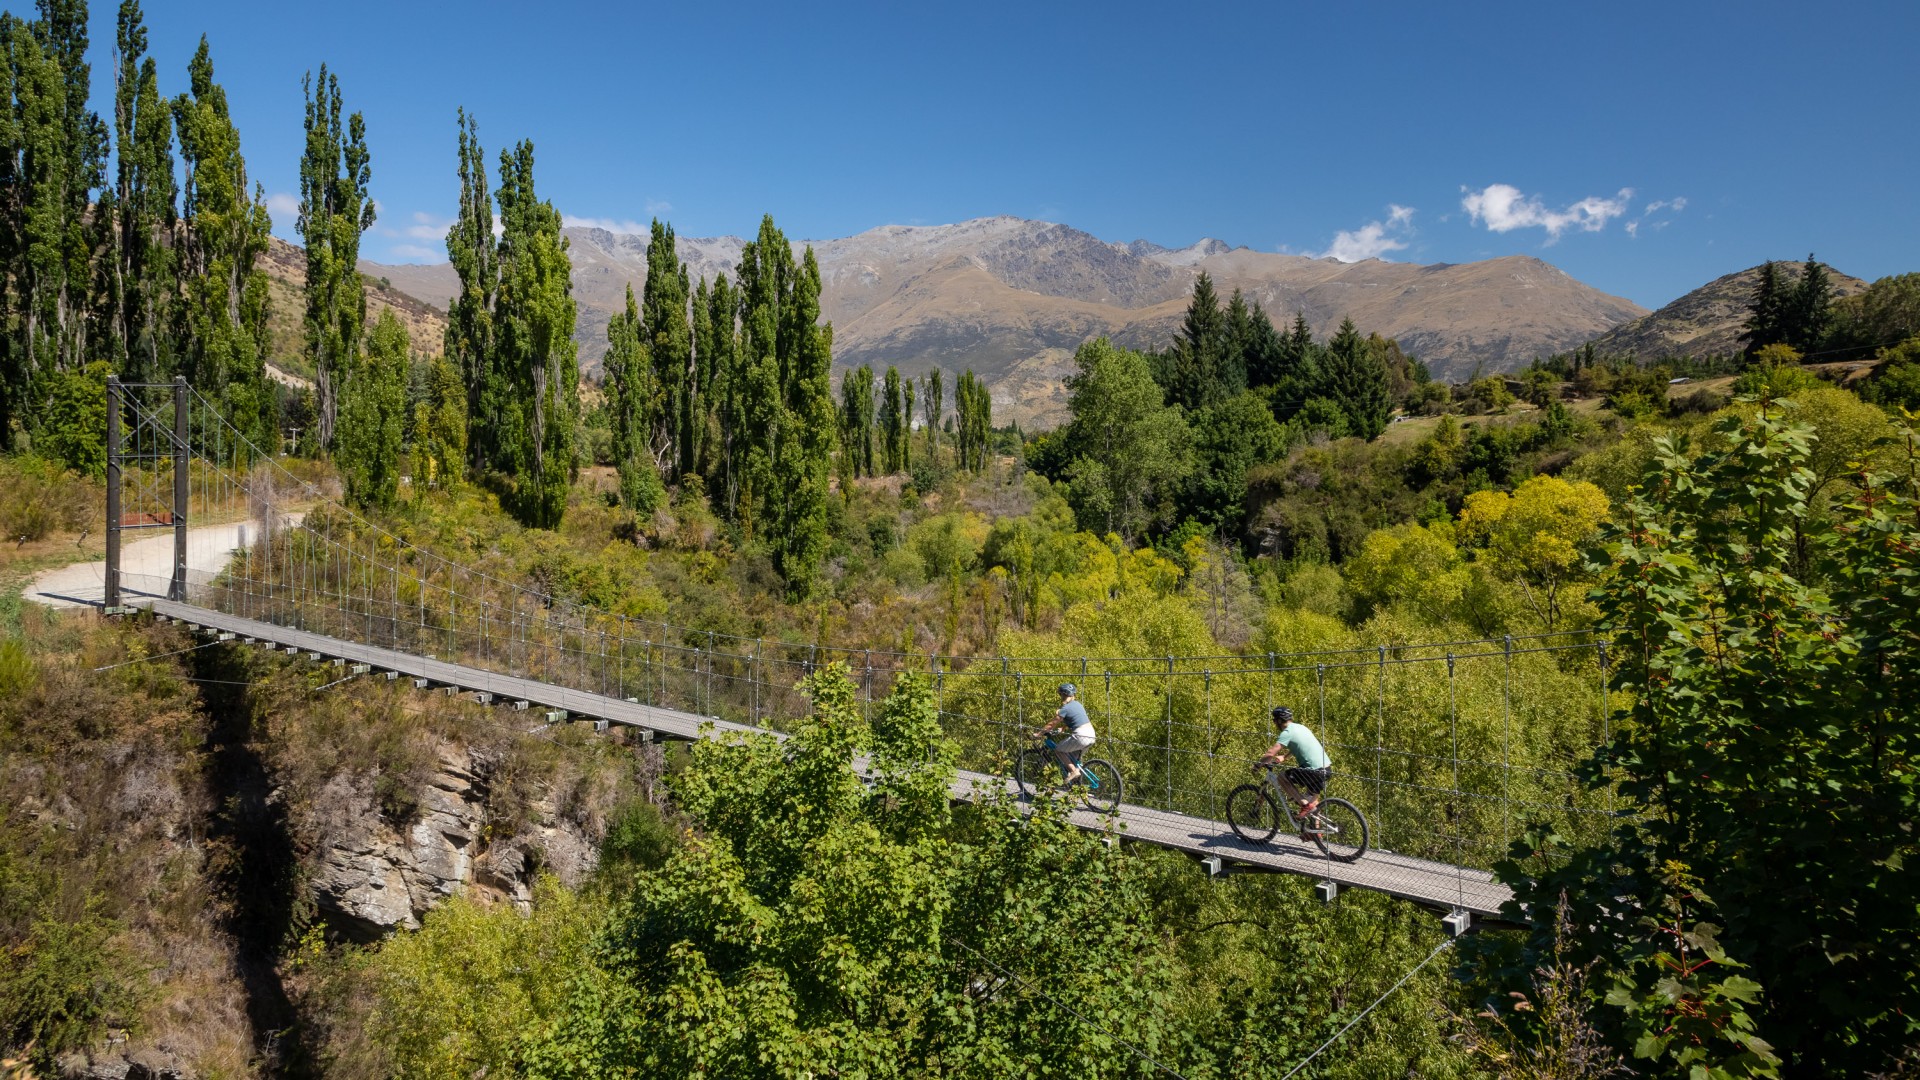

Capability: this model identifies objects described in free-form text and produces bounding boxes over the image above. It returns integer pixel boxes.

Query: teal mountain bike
[1015,735,1123,813]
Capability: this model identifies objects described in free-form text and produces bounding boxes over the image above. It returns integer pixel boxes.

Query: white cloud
[1460,183,1632,242]
[644,199,673,215]
[563,214,649,234]
[1314,204,1416,262]
[1625,196,1687,238]
[265,191,300,217]
[387,243,442,262]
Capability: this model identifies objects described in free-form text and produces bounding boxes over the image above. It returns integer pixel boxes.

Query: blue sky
[75,0,1920,307]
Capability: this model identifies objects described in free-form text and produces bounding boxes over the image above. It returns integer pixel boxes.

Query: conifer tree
[174,37,273,450]
[1788,253,1833,353]
[296,64,374,449]
[1315,316,1391,440]
[445,108,497,470]
[954,369,992,472]
[493,139,576,528]
[1743,260,1786,359]
[1165,271,1227,409]
[604,283,661,515]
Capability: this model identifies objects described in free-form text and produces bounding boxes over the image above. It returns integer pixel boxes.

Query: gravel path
[25,516,302,609]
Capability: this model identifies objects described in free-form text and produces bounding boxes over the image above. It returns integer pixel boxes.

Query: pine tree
[1315,316,1391,440]
[297,64,374,449]
[1742,261,1786,359]
[1165,271,1227,410]
[336,307,408,509]
[1238,298,1286,390]
[174,36,273,451]
[1788,253,1833,353]
[1220,287,1253,396]
[604,283,661,516]
[493,139,576,529]
[445,109,497,470]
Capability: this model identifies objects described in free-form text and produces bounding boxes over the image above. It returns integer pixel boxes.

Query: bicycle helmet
[1271,705,1294,726]
[1058,682,1077,696]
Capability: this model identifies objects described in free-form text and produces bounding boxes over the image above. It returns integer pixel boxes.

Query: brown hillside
[258,237,450,379]
[1586,261,1868,360]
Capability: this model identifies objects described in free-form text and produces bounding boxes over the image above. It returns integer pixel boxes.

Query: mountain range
[354,217,1647,427]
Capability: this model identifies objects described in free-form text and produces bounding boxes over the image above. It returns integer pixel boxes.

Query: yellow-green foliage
[359,878,603,1078]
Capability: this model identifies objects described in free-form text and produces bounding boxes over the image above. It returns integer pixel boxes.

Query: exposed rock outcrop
[300,746,599,941]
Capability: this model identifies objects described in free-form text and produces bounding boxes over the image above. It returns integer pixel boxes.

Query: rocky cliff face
[300,745,600,942]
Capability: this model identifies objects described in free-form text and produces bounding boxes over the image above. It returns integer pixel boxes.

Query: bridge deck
[145,598,1515,921]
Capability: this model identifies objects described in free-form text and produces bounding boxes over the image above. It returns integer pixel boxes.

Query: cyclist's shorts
[1285,766,1330,795]
[1054,730,1095,763]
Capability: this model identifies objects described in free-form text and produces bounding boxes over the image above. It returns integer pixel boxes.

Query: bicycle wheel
[1226,783,1281,844]
[1015,746,1055,800]
[1307,797,1369,862]
[1076,759,1123,813]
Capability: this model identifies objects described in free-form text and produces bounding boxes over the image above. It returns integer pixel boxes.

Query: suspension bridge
[58,376,1631,929]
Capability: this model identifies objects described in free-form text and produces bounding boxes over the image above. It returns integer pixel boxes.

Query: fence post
[170,375,189,601]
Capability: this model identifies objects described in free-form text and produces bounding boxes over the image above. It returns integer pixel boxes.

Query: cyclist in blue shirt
[1260,706,1331,831]
[1040,682,1097,788]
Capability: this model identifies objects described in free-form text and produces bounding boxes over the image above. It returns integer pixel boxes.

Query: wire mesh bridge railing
[100,377,1628,880]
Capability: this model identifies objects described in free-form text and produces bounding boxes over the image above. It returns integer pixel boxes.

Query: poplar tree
[336,308,407,509]
[173,37,272,450]
[839,364,875,477]
[954,369,992,472]
[880,365,904,473]
[735,216,834,597]
[920,367,943,467]
[296,64,374,449]
[492,139,576,528]
[36,0,105,370]
[413,353,466,489]
[900,376,913,477]
[641,219,692,480]
[703,273,740,505]
[444,108,497,470]
[604,283,662,515]
[107,1,176,383]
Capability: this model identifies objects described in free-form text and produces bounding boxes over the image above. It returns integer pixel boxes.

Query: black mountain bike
[1227,763,1369,862]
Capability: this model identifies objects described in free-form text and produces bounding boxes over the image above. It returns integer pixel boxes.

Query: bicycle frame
[1257,765,1314,831]
[1031,734,1104,791]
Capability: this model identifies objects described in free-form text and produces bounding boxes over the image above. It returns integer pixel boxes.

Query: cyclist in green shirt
[1259,706,1332,830]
